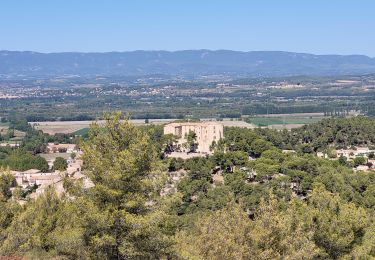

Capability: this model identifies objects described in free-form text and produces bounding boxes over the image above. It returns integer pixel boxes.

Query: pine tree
[81,112,173,259]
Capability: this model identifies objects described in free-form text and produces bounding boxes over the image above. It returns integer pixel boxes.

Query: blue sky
[1,0,375,56]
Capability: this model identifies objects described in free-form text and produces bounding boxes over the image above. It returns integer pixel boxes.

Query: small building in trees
[164,121,224,154]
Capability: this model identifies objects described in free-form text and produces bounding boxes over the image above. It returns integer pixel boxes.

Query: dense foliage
[0,114,375,259]
[251,116,375,152]
[53,157,68,171]
[0,147,48,172]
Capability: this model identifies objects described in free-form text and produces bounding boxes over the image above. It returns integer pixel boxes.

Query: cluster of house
[9,151,92,199]
[336,147,374,159]
[11,169,64,199]
[317,147,375,171]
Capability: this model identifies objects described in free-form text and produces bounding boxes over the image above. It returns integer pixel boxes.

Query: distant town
[1,74,374,122]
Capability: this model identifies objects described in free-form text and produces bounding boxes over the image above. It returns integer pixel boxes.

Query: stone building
[164,121,224,154]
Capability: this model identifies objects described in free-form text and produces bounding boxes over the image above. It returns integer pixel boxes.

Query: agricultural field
[30,116,326,135]
[73,128,90,137]
[31,118,257,135]
[40,152,71,161]
[31,121,92,135]
[247,115,325,127]
[31,119,172,134]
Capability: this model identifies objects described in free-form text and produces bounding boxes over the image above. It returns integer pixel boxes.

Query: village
[317,147,375,171]
[7,142,92,202]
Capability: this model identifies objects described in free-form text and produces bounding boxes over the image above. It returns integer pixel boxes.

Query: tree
[0,150,49,172]
[338,155,347,166]
[248,195,321,259]
[175,202,252,260]
[250,139,274,157]
[350,221,375,258]
[184,130,198,152]
[53,157,68,171]
[327,148,337,158]
[168,157,184,172]
[0,188,88,258]
[80,112,173,259]
[308,185,369,259]
[0,169,15,200]
[354,156,366,167]
[162,133,177,154]
[213,151,248,172]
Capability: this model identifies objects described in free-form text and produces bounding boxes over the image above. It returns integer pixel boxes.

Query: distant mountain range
[1,50,375,78]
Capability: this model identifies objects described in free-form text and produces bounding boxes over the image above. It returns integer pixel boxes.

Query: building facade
[164,121,224,154]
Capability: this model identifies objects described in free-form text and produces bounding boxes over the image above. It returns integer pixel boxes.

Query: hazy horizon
[1,0,375,56]
[1,49,374,58]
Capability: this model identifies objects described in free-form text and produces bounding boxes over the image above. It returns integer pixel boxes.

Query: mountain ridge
[1,50,375,77]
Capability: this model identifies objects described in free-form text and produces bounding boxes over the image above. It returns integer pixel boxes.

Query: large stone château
[164,121,224,154]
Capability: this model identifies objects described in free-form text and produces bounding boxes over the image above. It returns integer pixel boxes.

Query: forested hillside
[0,114,374,259]
[292,117,375,148]
[253,116,375,152]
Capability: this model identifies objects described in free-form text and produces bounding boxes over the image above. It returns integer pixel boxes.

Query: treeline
[25,114,96,122]
[292,116,375,148]
[241,103,356,116]
[0,147,48,172]
[252,116,375,152]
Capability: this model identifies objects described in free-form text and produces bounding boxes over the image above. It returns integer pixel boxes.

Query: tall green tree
[81,112,173,259]
[175,202,252,260]
[0,169,15,200]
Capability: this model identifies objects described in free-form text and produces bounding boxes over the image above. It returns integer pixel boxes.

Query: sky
[1,0,375,56]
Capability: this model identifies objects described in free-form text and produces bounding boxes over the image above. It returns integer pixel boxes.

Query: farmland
[31,119,258,135]
[29,116,328,135]
[30,119,174,134]
[247,115,325,126]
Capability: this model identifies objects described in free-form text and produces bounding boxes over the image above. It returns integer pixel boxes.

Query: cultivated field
[31,121,94,135]
[40,152,72,161]
[248,116,325,126]
[30,119,175,134]
[31,118,257,134]
[31,117,317,135]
